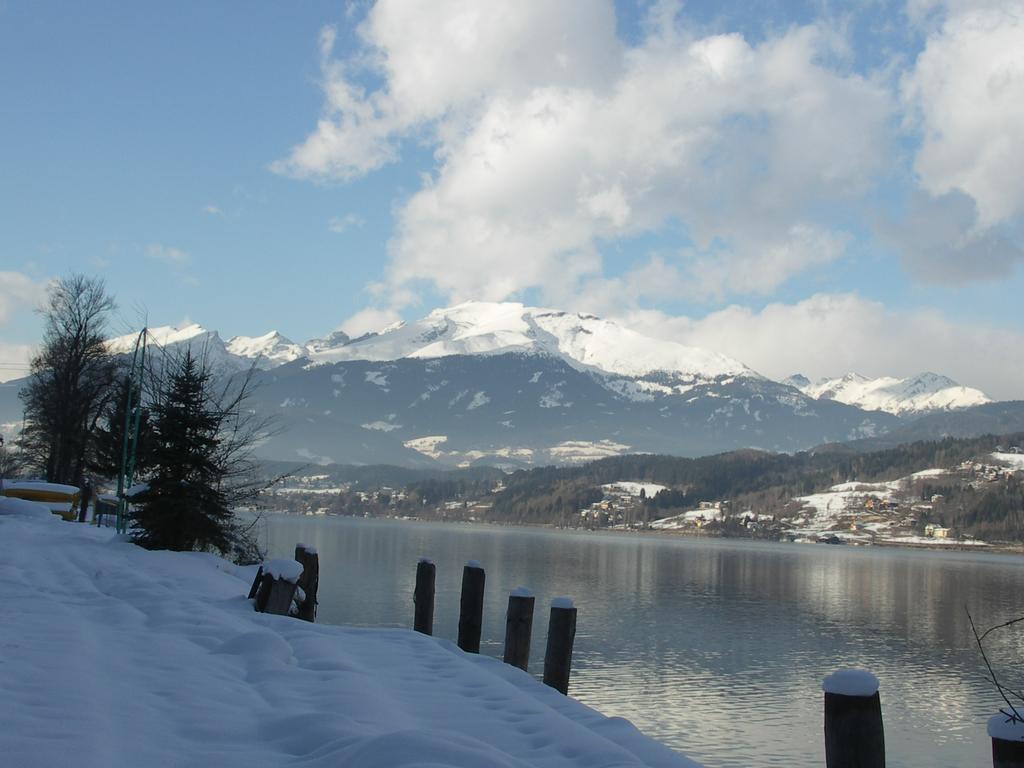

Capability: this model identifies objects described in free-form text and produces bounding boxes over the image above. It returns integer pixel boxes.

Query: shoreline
[260,510,1024,557]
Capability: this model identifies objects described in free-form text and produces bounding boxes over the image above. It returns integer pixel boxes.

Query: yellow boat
[2,482,81,521]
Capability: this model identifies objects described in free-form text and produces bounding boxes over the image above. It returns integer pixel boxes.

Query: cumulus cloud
[0,342,34,384]
[328,213,365,234]
[277,2,894,307]
[903,2,1024,225]
[879,191,1023,282]
[145,244,190,266]
[0,271,47,324]
[617,294,1024,400]
[895,1,1024,279]
[338,306,402,338]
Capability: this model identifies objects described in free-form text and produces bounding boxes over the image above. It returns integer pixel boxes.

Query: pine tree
[132,350,236,554]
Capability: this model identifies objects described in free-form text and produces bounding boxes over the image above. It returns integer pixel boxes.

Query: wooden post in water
[503,588,535,671]
[542,597,577,694]
[822,669,885,768]
[989,714,1024,767]
[247,565,264,599]
[413,558,435,635]
[458,560,485,653]
[254,559,303,616]
[294,544,319,622]
[255,572,299,616]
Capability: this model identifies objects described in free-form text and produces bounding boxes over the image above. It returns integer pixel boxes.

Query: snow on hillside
[0,503,696,768]
[786,372,990,416]
[307,302,753,383]
[993,452,1024,469]
[226,330,305,368]
[107,323,251,372]
[107,323,213,354]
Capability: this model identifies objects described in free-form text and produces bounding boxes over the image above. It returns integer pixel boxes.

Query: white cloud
[879,191,1023,282]
[145,244,190,266]
[0,342,34,383]
[0,271,47,324]
[278,3,892,306]
[902,2,1024,227]
[328,213,365,233]
[617,294,1024,400]
[204,205,224,216]
[338,306,402,338]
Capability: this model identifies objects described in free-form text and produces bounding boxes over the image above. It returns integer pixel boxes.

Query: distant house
[925,524,950,539]
[930,494,944,504]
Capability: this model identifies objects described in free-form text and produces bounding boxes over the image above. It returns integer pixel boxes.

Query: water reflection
[262,517,1024,768]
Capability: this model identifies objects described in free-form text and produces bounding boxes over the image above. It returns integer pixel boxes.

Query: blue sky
[2,0,1023,397]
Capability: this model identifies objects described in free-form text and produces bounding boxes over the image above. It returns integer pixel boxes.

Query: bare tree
[18,274,117,486]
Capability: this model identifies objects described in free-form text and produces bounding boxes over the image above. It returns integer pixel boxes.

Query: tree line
[6,274,272,562]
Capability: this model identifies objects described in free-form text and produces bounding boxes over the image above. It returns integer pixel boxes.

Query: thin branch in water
[967,606,1023,722]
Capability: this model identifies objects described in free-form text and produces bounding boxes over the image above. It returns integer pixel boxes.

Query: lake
[261,516,1024,767]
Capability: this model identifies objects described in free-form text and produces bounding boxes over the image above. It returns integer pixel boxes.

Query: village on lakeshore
[256,445,1024,552]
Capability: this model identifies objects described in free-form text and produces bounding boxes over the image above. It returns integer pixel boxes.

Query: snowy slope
[0,503,697,768]
[107,324,252,372]
[786,372,990,416]
[107,323,213,354]
[226,330,305,368]
[307,301,753,383]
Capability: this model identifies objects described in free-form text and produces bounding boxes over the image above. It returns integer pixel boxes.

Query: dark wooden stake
[543,601,577,694]
[294,545,320,622]
[994,737,1024,768]
[503,591,535,671]
[991,715,1024,768]
[458,562,486,653]
[247,565,264,599]
[254,572,299,616]
[413,559,435,635]
[824,690,885,768]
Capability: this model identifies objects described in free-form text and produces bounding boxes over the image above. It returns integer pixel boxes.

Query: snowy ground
[0,502,697,768]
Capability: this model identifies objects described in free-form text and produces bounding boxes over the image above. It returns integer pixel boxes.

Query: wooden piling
[247,565,264,599]
[254,572,298,616]
[503,589,535,671]
[458,561,485,653]
[294,544,319,622]
[413,558,435,635]
[993,738,1024,768]
[822,670,885,768]
[989,714,1024,767]
[542,598,577,694]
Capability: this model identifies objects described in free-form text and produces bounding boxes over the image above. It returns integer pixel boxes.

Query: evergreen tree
[133,352,242,557]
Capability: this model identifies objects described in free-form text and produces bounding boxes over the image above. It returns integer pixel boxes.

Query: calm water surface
[262,516,1024,767]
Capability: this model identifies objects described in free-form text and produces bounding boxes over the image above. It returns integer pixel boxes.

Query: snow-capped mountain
[84,305,993,467]
[106,324,250,372]
[226,302,896,466]
[785,372,991,417]
[305,302,754,396]
[226,331,304,369]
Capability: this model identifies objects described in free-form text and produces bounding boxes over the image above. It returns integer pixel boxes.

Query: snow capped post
[457,560,485,653]
[542,597,577,695]
[255,559,303,616]
[989,714,1024,767]
[293,544,319,623]
[822,669,885,768]
[413,558,436,635]
[503,587,535,671]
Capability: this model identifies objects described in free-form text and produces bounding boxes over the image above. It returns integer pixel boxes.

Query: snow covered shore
[0,503,697,768]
